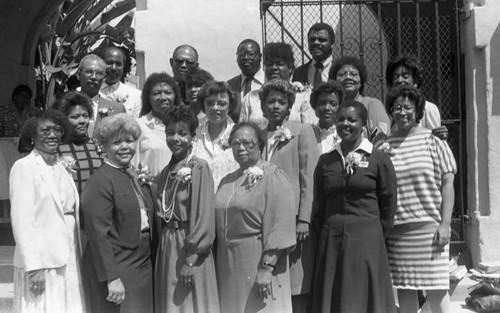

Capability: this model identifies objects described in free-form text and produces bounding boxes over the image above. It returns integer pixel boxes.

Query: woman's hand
[180,264,196,289]
[28,270,45,295]
[254,268,272,299]
[107,278,125,305]
[434,222,451,247]
[432,126,449,140]
[296,221,309,241]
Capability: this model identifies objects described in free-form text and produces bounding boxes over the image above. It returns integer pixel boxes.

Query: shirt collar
[313,55,333,68]
[334,138,373,156]
[242,67,265,85]
[102,81,120,92]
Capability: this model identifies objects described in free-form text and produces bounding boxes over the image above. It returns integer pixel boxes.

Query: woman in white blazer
[10,110,86,312]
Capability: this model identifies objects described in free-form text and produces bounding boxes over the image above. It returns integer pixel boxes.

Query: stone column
[462,0,500,265]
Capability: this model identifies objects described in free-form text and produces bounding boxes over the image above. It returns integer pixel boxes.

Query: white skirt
[13,215,86,313]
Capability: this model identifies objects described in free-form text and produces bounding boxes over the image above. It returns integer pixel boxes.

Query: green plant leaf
[56,0,96,36]
[84,0,114,23]
[100,0,135,25]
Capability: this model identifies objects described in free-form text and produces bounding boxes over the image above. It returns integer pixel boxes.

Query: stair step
[0,282,13,313]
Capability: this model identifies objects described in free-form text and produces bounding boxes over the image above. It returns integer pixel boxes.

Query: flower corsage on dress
[242,166,264,190]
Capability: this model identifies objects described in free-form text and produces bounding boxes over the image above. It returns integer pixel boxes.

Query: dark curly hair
[258,79,296,113]
[52,91,94,118]
[385,53,422,88]
[310,80,344,110]
[140,72,182,117]
[329,56,368,95]
[385,85,425,123]
[162,105,199,137]
[197,81,238,114]
[20,109,68,151]
[185,68,214,88]
[229,121,266,153]
[338,100,368,126]
[263,42,295,70]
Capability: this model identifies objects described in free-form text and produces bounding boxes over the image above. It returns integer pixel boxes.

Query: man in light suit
[292,23,335,88]
[227,39,265,122]
[100,46,142,118]
[77,54,126,137]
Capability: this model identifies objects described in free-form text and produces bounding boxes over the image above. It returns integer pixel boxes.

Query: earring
[30,138,34,146]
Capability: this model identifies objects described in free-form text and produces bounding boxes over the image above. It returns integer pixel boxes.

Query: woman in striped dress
[379,85,457,313]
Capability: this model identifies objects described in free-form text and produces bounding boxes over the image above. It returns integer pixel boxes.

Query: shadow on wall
[491,22,500,116]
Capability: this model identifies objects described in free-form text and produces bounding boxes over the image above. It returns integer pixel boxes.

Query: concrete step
[0,246,13,313]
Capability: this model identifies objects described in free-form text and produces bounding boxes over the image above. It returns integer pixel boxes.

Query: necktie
[243,77,253,96]
[314,62,324,87]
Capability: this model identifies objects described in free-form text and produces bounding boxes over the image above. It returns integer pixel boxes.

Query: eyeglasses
[230,140,257,150]
[39,126,64,137]
[391,105,415,113]
[237,52,259,59]
[173,58,197,67]
[336,70,360,79]
[82,69,105,78]
[205,100,229,108]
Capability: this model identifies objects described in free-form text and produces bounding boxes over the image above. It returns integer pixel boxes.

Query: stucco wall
[462,0,500,265]
[134,0,262,87]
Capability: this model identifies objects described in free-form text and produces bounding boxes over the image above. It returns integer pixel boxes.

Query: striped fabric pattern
[386,225,450,289]
[383,129,456,289]
[58,139,103,194]
[385,130,457,226]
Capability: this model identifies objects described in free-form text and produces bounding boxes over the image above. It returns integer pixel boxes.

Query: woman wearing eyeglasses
[215,122,296,313]
[380,85,457,313]
[192,81,239,191]
[329,56,391,143]
[10,110,86,312]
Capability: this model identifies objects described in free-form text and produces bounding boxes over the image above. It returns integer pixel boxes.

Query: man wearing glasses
[77,54,126,137]
[169,45,199,103]
[227,39,265,122]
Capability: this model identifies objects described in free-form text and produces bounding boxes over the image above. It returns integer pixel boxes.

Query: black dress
[310,143,397,313]
[81,164,154,313]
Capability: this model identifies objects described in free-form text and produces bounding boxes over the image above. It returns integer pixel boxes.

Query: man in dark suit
[227,39,264,122]
[170,44,199,104]
[292,23,335,88]
[77,54,126,137]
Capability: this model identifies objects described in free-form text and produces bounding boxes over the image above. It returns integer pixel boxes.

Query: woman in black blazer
[82,113,155,313]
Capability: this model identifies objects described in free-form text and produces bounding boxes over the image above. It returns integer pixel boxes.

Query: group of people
[6,21,457,313]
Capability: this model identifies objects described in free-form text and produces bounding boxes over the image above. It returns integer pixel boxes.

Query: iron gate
[261,0,466,242]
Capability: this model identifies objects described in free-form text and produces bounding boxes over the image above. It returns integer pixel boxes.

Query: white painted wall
[135,0,262,86]
[462,0,500,265]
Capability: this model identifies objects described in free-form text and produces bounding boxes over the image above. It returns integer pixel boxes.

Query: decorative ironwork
[261,0,465,242]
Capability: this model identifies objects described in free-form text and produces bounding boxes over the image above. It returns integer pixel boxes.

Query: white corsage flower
[176,167,192,184]
[113,93,129,104]
[136,164,153,185]
[290,81,312,93]
[60,156,78,174]
[274,126,293,143]
[378,141,395,156]
[217,135,230,150]
[243,166,264,189]
[345,151,363,176]
[97,107,114,118]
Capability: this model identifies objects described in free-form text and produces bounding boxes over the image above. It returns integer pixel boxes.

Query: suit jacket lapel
[34,152,64,216]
